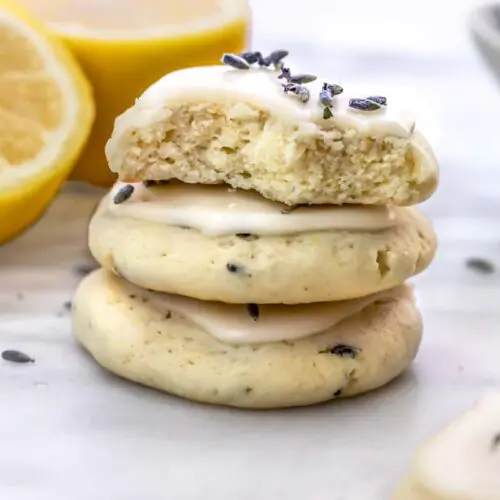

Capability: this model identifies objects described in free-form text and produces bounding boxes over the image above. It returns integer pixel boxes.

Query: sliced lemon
[19,0,250,187]
[0,0,94,244]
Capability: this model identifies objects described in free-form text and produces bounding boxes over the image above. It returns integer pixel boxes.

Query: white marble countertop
[2,1,500,499]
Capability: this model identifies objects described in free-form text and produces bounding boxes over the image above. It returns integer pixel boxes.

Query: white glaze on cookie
[139,285,396,344]
[108,182,398,236]
[137,65,416,138]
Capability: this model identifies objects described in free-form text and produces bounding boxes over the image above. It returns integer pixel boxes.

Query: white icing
[409,394,500,500]
[144,286,396,344]
[108,182,398,236]
[137,64,416,138]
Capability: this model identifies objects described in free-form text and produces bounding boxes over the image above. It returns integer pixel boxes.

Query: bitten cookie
[72,269,423,409]
[393,394,500,500]
[105,64,438,206]
[89,185,437,304]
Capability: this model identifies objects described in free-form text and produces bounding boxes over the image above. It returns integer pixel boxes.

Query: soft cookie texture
[393,394,500,500]
[72,269,423,409]
[105,65,439,207]
[89,196,436,304]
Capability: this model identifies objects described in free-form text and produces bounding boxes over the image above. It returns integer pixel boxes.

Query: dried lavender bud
[113,184,135,204]
[247,303,260,321]
[319,89,334,107]
[283,83,310,103]
[289,74,317,84]
[261,49,289,67]
[323,82,344,96]
[278,64,291,80]
[221,53,250,70]
[492,433,500,451]
[366,95,387,106]
[323,107,333,119]
[332,345,360,358]
[296,87,310,103]
[349,98,381,111]
[236,233,259,241]
[319,89,334,119]
[239,51,262,64]
[226,263,241,273]
[2,350,34,363]
[320,344,360,358]
[466,257,495,274]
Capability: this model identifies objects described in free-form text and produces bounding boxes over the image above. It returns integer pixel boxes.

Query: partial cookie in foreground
[72,269,422,409]
[105,64,438,206]
[393,394,500,500]
[89,182,437,304]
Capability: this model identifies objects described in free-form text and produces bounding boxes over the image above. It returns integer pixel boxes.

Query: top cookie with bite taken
[105,52,438,206]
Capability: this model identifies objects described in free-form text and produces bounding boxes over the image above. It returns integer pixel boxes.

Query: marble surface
[2,0,500,498]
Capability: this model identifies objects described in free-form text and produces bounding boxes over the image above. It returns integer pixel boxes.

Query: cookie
[89,186,436,304]
[105,65,438,206]
[393,394,500,500]
[72,269,423,409]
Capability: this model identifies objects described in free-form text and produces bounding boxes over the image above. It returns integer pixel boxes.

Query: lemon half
[0,0,94,244]
[19,0,250,186]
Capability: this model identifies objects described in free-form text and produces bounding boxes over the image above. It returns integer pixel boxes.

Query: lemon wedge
[0,0,94,245]
[19,0,250,186]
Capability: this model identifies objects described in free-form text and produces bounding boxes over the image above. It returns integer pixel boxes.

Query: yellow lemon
[19,0,251,187]
[0,0,94,244]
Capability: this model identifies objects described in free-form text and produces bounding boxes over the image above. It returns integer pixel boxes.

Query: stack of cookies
[72,52,438,409]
